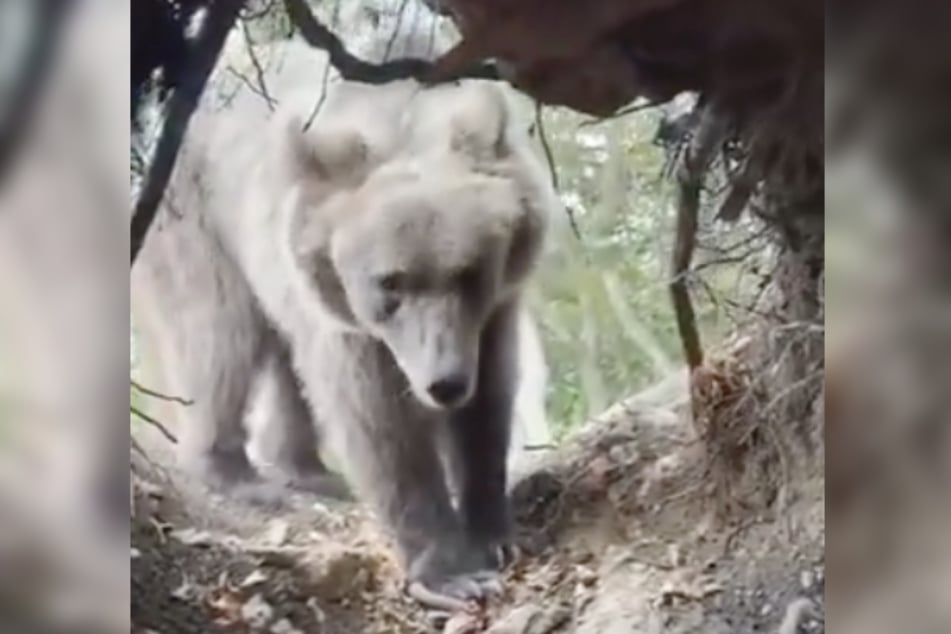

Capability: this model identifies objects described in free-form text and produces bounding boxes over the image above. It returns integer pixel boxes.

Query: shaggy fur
[133,40,557,604]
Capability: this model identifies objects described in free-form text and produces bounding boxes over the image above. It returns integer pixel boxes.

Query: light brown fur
[133,40,556,605]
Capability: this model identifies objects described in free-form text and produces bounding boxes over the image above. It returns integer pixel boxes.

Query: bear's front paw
[188,449,290,511]
[405,540,505,611]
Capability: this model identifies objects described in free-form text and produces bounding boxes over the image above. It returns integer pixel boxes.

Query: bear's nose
[427,374,469,406]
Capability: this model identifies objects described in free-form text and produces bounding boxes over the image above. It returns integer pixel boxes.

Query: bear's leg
[446,301,519,568]
[300,334,502,610]
[249,335,352,499]
[142,224,284,508]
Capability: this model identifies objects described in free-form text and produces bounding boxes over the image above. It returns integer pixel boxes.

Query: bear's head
[289,82,552,410]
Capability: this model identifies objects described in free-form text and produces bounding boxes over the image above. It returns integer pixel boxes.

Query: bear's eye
[454,266,482,294]
[375,272,407,321]
[377,294,401,321]
[377,272,408,293]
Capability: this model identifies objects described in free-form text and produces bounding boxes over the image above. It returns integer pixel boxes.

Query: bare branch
[283,0,499,84]
[225,66,277,107]
[303,54,334,130]
[131,380,193,406]
[240,18,277,111]
[534,101,582,240]
[301,0,342,130]
[670,105,727,370]
[130,0,245,265]
[384,0,413,60]
[522,443,557,451]
[130,406,178,444]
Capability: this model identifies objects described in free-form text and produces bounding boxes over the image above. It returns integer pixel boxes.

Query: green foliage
[130,6,767,443]
[526,105,753,438]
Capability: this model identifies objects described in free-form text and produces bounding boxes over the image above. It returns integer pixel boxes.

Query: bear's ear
[305,248,359,327]
[448,83,511,161]
[287,195,359,328]
[283,113,372,187]
[504,189,550,286]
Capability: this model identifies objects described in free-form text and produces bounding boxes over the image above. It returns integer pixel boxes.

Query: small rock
[486,603,571,634]
[576,564,598,587]
[263,519,290,547]
[170,576,199,601]
[241,593,274,629]
[240,568,270,588]
[777,598,816,634]
[301,546,380,601]
[485,604,542,633]
[760,602,772,616]
[444,610,487,634]
[667,543,684,567]
[306,597,326,624]
[800,569,814,590]
[607,445,627,464]
[171,528,214,546]
[270,618,304,634]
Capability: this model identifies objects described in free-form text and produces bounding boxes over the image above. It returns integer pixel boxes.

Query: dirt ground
[130,370,825,634]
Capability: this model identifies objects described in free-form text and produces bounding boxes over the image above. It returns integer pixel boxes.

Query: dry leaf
[207,588,244,627]
[444,609,489,634]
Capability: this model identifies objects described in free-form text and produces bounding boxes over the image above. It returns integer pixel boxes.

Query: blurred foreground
[0,0,949,631]
[0,0,129,631]
[825,3,951,632]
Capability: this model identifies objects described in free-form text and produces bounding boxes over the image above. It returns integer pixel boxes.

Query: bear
[132,38,558,607]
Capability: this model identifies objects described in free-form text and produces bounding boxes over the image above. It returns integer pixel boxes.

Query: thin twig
[130,406,178,444]
[303,59,333,130]
[131,380,193,406]
[535,102,559,190]
[131,436,151,461]
[384,0,413,60]
[522,443,557,451]
[240,18,278,111]
[130,0,245,265]
[535,101,582,240]
[226,67,277,107]
[283,0,498,84]
[303,0,341,130]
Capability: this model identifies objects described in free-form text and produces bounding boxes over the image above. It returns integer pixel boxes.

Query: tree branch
[534,101,581,240]
[131,380,193,406]
[240,17,277,111]
[670,105,726,370]
[283,0,499,84]
[130,406,178,444]
[130,0,245,265]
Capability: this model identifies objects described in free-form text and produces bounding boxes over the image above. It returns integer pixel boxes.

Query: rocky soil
[131,378,824,634]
